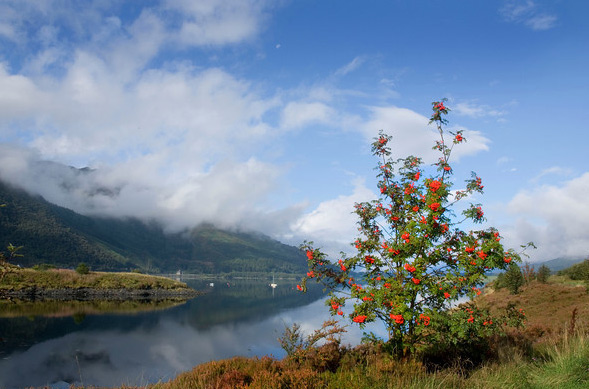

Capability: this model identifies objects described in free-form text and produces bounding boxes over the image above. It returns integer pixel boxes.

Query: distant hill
[556,258,589,280]
[485,256,586,276]
[0,181,307,274]
[536,257,586,272]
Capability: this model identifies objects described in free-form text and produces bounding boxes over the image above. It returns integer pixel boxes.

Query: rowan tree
[299,100,529,356]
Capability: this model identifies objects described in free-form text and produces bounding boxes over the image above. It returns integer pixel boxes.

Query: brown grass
[478,279,589,339]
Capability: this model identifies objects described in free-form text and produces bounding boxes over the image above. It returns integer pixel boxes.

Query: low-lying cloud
[502,173,589,262]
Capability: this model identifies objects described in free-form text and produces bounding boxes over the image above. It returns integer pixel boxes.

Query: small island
[0,262,199,300]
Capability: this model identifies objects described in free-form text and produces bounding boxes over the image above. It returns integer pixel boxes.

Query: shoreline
[0,286,201,300]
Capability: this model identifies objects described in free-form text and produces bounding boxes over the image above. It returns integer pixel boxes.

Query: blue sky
[0,0,587,262]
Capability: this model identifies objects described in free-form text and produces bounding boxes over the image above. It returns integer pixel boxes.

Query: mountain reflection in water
[0,279,385,388]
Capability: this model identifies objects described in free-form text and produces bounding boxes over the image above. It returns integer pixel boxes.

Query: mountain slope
[537,257,585,272]
[0,181,307,274]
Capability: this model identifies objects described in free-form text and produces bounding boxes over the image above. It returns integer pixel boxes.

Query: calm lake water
[0,279,386,388]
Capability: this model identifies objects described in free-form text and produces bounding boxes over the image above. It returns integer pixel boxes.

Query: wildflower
[365,256,375,264]
[414,171,421,181]
[353,315,367,323]
[429,202,441,212]
[444,292,451,299]
[306,250,314,260]
[307,271,315,278]
[296,285,303,291]
[411,277,420,285]
[455,134,463,142]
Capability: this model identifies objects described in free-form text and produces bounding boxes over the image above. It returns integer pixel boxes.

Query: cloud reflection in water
[0,294,388,388]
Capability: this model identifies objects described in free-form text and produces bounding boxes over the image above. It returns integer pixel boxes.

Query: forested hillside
[0,181,307,274]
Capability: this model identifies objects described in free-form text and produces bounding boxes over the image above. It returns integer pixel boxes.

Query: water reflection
[0,298,190,319]
[0,279,386,388]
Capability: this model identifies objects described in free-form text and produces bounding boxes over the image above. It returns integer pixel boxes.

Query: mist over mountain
[0,145,305,237]
[0,178,307,274]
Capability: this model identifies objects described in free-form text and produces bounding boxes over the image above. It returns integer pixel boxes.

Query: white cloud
[530,166,572,183]
[162,0,272,46]
[0,63,46,119]
[334,56,365,76]
[501,0,536,21]
[358,105,490,163]
[280,101,334,129]
[290,178,375,256]
[453,102,505,119]
[496,156,511,165]
[525,14,558,31]
[504,173,589,261]
[500,0,557,31]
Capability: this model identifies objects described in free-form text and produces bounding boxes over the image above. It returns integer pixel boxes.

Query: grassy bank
[147,277,589,388]
[0,263,193,292]
[149,332,589,388]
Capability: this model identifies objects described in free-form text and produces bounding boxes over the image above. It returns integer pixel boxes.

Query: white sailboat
[270,275,277,288]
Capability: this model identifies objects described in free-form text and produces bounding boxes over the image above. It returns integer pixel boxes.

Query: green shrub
[537,264,551,283]
[559,259,589,281]
[504,263,525,294]
[76,262,90,275]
